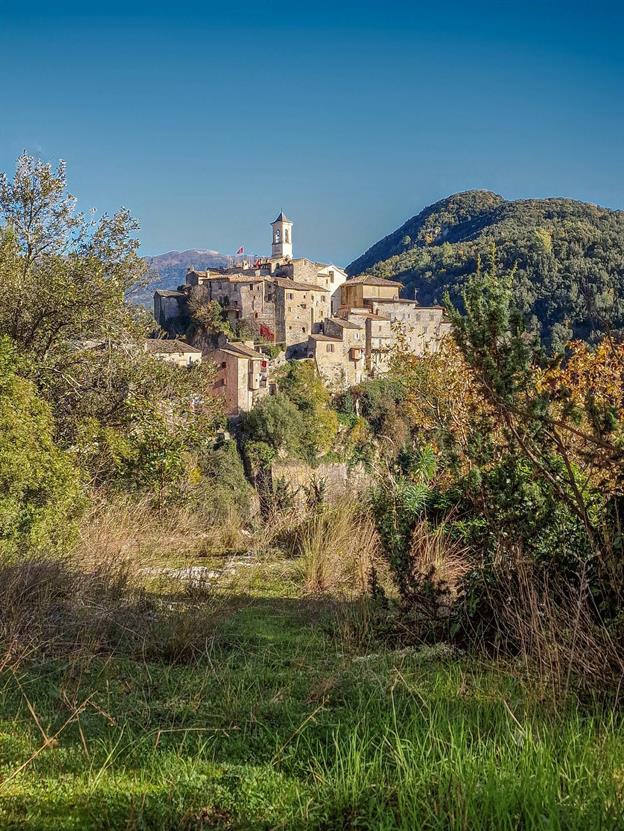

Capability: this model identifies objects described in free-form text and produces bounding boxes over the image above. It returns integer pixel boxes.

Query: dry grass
[297,500,381,596]
[0,495,244,673]
[73,493,248,569]
[254,497,382,597]
[409,519,473,600]
[495,557,624,700]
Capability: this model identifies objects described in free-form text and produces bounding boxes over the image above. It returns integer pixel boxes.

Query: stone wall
[271,460,372,502]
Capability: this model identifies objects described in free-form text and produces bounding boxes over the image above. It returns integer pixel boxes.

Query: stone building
[160,212,346,356]
[341,274,403,308]
[153,289,187,331]
[273,277,330,355]
[307,274,451,389]
[211,340,271,416]
[144,338,203,367]
[151,213,451,410]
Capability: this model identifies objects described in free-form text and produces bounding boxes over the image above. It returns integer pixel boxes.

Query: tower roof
[272,211,292,225]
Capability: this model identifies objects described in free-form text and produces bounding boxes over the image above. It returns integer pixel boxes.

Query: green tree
[276,360,339,459]
[0,154,223,489]
[446,248,624,614]
[0,337,83,558]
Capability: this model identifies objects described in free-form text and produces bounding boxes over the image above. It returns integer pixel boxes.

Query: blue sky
[1,0,622,264]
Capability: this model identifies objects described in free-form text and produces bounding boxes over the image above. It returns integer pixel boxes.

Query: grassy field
[1,558,623,830]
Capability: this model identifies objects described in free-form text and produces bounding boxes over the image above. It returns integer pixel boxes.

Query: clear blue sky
[1,0,622,265]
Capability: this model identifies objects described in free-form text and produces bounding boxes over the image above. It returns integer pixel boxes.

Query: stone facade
[211,341,271,416]
[153,290,186,330]
[307,274,452,388]
[273,277,330,356]
[341,275,403,309]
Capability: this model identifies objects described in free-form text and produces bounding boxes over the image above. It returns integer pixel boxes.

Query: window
[288,293,294,300]
[329,270,334,283]
[285,228,289,243]
[326,343,334,352]
[254,312,258,319]
[275,229,281,243]
[221,361,227,368]
[301,326,306,333]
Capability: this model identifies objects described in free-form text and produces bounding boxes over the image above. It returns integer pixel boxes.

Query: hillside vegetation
[348,191,624,350]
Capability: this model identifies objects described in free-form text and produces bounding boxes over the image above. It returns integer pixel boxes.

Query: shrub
[0,337,83,559]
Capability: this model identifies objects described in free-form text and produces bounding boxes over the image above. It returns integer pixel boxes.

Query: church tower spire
[271,211,293,259]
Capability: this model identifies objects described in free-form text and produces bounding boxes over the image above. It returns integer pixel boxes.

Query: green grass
[1,575,623,829]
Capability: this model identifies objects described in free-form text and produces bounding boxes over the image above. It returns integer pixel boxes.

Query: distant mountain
[129,248,258,308]
[348,191,624,350]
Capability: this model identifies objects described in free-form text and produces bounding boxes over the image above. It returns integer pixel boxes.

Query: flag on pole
[236,246,244,255]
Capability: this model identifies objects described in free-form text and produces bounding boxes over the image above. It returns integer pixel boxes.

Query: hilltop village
[152,212,451,415]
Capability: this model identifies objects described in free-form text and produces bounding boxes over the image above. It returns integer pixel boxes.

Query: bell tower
[271,211,293,259]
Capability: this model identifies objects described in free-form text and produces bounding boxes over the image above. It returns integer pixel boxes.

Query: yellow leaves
[539,338,624,419]
[389,339,496,468]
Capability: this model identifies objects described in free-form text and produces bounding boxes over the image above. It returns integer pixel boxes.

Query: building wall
[317,266,348,315]
[369,302,451,356]
[212,350,242,415]
[192,280,276,336]
[365,316,394,374]
[211,349,269,416]
[309,321,366,390]
[154,294,185,328]
[341,282,399,308]
[276,286,330,353]
[149,349,202,368]
[310,340,349,389]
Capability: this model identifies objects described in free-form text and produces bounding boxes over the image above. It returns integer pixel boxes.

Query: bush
[0,337,83,559]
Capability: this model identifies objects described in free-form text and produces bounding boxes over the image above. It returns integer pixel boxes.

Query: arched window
[284,228,290,243]
[275,228,281,243]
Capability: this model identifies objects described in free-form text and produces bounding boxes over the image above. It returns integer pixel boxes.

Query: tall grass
[74,493,249,566]
[1,613,623,830]
[492,558,624,700]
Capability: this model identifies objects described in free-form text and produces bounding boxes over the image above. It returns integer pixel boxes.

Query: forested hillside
[348,191,624,349]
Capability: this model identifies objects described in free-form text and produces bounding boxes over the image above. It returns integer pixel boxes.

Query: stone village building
[152,212,451,416]
[144,337,203,368]
[155,213,347,356]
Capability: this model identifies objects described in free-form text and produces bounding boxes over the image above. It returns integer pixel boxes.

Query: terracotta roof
[272,211,292,224]
[329,317,363,330]
[145,339,201,354]
[309,334,342,342]
[154,289,185,297]
[273,277,329,292]
[219,342,266,360]
[371,297,419,305]
[345,275,403,287]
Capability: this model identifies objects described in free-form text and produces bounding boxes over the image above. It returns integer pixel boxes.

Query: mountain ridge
[347,190,624,349]
[129,248,257,307]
